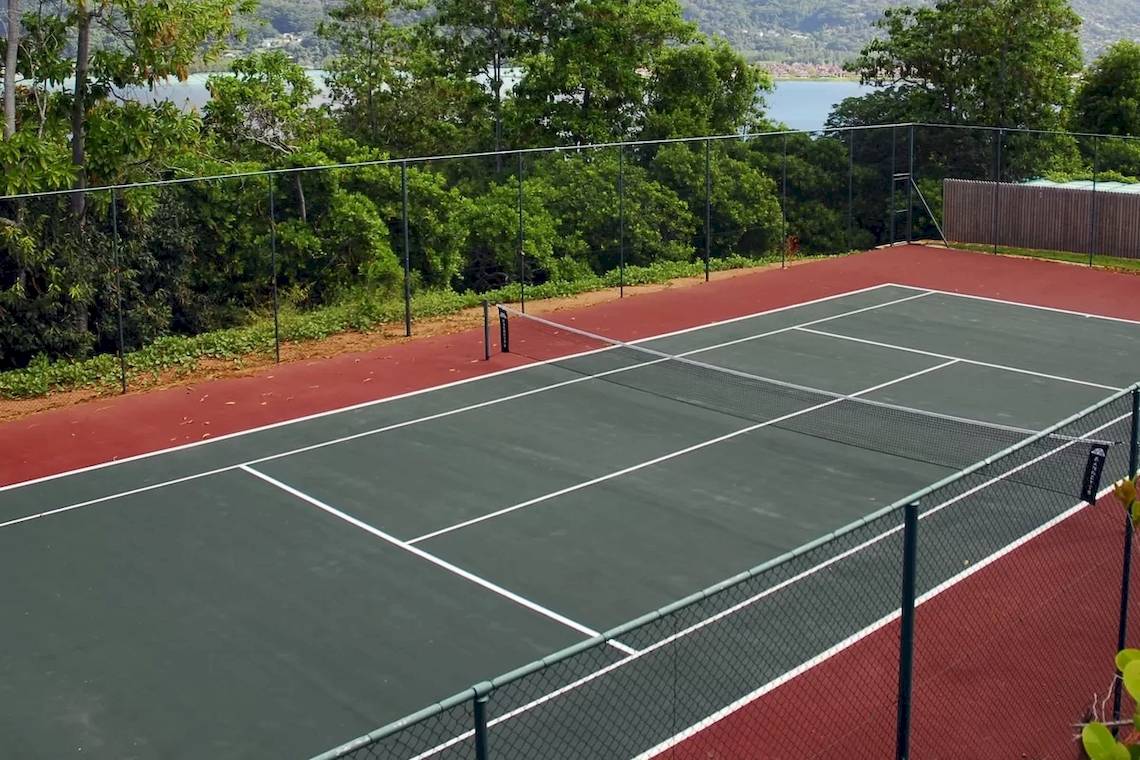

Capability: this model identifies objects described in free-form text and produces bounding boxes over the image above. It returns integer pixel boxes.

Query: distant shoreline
[772,76,860,82]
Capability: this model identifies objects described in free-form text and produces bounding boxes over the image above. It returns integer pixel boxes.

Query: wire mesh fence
[5,122,1140,411]
[311,385,1140,760]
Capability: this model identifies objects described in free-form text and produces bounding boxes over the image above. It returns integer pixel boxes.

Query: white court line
[0,289,932,531]
[795,326,1123,392]
[0,282,909,495]
[885,282,1140,327]
[408,360,960,545]
[402,411,1128,760]
[238,465,639,657]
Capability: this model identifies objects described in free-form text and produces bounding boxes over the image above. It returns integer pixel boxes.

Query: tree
[1071,42,1140,177]
[3,0,18,139]
[1073,41,1140,137]
[845,0,1082,130]
[643,38,771,140]
[62,0,255,217]
[509,0,695,145]
[206,52,325,219]
[319,0,408,146]
[428,0,531,159]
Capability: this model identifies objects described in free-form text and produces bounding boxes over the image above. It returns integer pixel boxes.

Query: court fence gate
[312,384,1140,760]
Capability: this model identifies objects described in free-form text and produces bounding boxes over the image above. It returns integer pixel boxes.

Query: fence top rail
[0,123,914,204]
[912,122,1140,142]
[308,381,1140,760]
[4,121,1137,205]
[5,121,1136,205]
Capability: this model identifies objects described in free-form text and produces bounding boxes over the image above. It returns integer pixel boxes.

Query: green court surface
[1,283,1135,759]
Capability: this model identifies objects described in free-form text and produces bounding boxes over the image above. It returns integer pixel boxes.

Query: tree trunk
[3,0,19,139]
[294,172,307,224]
[69,0,92,219]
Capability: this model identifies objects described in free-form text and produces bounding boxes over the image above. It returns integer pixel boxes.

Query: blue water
[767,80,877,132]
[91,73,872,135]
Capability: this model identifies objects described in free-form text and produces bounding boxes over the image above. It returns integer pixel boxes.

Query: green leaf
[1117,650,1140,672]
[1082,722,1130,760]
[1125,660,1140,701]
[1130,743,1140,759]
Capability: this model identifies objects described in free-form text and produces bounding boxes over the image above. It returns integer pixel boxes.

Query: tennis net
[497,305,1117,498]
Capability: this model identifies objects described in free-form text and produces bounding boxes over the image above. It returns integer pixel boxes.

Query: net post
[269,175,280,364]
[517,151,526,312]
[473,682,492,760]
[402,160,412,338]
[482,300,491,361]
[1113,387,1140,726]
[895,499,919,760]
[497,306,510,354]
[111,189,127,394]
[704,138,712,281]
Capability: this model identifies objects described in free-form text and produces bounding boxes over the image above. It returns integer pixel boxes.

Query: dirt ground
[0,260,808,423]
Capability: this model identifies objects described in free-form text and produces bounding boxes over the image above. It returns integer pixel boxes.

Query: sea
[97,73,875,134]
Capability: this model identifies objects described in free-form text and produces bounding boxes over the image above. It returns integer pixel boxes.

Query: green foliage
[205,50,323,159]
[644,39,772,139]
[1073,42,1140,137]
[509,0,695,145]
[0,255,773,399]
[846,0,1082,130]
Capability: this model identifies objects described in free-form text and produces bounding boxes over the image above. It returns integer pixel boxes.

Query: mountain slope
[682,0,1140,64]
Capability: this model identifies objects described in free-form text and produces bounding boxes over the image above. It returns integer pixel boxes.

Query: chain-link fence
[4,123,1140,414]
[311,386,1140,760]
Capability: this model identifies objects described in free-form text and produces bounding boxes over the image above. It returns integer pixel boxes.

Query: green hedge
[0,255,777,400]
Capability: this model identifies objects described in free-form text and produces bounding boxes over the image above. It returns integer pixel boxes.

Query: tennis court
[2,281,1137,759]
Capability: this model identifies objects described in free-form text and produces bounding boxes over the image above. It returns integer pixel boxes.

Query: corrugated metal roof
[1023,178,1140,195]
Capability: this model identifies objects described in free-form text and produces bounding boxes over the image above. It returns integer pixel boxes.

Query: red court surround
[4,245,1138,487]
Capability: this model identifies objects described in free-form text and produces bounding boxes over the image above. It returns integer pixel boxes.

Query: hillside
[682,0,1140,64]
[240,0,1140,68]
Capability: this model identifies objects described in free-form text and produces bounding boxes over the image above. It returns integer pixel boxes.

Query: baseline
[891,283,1140,327]
[794,326,1122,392]
[239,465,639,657]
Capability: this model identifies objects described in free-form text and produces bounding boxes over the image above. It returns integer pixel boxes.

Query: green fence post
[907,124,915,244]
[518,151,526,312]
[110,189,127,394]
[1112,388,1140,727]
[474,682,492,760]
[992,129,1004,255]
[896,499,919,760]
[848,128,855,252]
[269,176,280,364]
[705,138,712,281]
[889,125,898,246]
[781,132,789,267]
[402,160,412,337]
[619,144,625,298]
[1090,136,1100,267]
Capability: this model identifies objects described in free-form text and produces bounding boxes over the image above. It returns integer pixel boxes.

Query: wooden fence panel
[943,179,1140,259]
